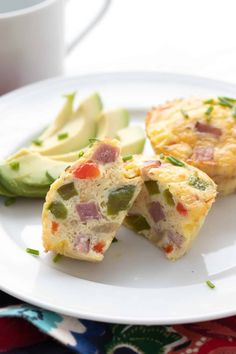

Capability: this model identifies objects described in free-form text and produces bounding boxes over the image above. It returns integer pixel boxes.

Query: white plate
[1,72,236,325]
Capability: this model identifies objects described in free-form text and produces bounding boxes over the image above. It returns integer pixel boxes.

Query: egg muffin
[42,139,142,262]
[146,96,236,195]
[124,155,217,260]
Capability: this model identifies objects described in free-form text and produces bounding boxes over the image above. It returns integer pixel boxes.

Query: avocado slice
[31,93,102,156]
[38,92,76,141]
[96,109,129,139]
[0,180,15,197]
[116,126,146,155]
[0,150,68,197]
[49,108,130,162]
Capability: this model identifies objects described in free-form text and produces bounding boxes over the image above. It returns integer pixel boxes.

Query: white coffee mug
[0,0,111,95]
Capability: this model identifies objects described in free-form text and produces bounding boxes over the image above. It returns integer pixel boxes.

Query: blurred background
[66,0,236,82]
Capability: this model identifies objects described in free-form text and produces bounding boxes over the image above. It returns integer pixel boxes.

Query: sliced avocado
[116,126,146,155]
[31,93,102,156]
[96,109,129,139]
[75,92,103,120]
[0,180,15,197]
[49,150,82,162]
[0,150,68,198]
[38,92,76,141]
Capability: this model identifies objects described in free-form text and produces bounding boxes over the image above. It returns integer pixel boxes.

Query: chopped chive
[46,171,56,183]
[89,138,100,144]
[53,253,62,263]
[232,106,236,118]
[57,132,68,140]
[9,161,20,171]
[26,248,39,256]
[112,237,118,243]
[204,98,214,104]
[78,151,84,158]
[206,280,215,289]
[4,197,16,207]
[221,96,236,103]
[122,155,133,162]
[180,109,189,119]
[218,97,233,108]
[160,153,165,160]
[32,138,43,146]
[166,156,185,167]
[205,106,214,116]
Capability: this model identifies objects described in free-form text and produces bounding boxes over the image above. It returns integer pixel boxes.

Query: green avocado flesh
[31,93,102,156]
[0,151,67,197]
[116,125,145,155]
[1,92,146,199]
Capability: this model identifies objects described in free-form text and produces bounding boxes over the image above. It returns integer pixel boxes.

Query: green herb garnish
[122,155,133,162]
[166,156,185,167]
[9,161,20,171]
[205,106,214,116]
[204,98,214,104]
[180,109,189,119]
[4,197,16,207]
[78,151,84,158]
[26,248,39,256]
[46,171,55,183]
[220,96,236,103]
[53,253,62,263]
[160,153,165,160]
[112,237,118,243]
[32,139,42,146]
[89,138,100,144]
[188,173,209,191]
[218,97,233,108]
[206,280,215,289]
[57,132,69,140]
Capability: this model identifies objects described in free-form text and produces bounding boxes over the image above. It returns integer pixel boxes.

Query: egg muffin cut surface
[123,155,217,260]
[42,139,142,262]
[146,96,236,195]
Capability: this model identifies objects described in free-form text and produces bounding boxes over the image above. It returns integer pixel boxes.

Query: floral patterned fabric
[0,292,236,354]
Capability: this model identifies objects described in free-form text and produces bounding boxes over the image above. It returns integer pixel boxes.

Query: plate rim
[1,70,236,325]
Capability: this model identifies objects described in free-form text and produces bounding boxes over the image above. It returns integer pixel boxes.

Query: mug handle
[66,0,112,54]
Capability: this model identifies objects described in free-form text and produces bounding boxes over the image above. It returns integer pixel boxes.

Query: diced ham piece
[168,231,184,248]
[195,122,222,137]
[192,146,214,161]
[142,160,161,179]
[143,160,161,168]
[148,201,165,223]
[76,202,101,221]
[74,235,90,253]
[92,143,119,164]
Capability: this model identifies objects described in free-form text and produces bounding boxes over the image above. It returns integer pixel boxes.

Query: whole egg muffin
[124,154,217,260]
[146,96,236,195]
[42,139,142,262]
